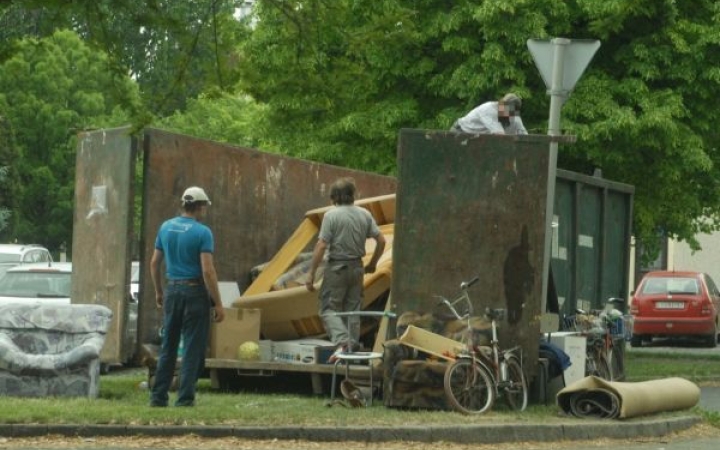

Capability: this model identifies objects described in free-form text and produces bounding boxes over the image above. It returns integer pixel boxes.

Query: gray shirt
[319,205,380,261]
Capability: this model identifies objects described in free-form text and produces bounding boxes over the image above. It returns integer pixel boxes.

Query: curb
[0,416,701,444]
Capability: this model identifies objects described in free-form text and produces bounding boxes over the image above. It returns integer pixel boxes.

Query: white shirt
[457,101,528,135]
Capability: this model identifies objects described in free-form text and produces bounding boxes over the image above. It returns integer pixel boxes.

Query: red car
[630,270,720,347]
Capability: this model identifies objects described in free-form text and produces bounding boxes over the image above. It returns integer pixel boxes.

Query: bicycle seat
[485,308,506,321]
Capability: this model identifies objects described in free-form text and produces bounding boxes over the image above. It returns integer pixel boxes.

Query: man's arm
[365,232,386,274]
[514,117,528,135]
[478,105,505,134]
[201,252,225,323]
[150,249,164,309]
[305,238,328,292]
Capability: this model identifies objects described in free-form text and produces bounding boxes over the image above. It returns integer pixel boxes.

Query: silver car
[0,262,71,306]
[0,262,138,366]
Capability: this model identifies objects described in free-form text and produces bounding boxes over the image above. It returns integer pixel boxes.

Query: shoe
[340,379,365,407]
[328,345,347,363]
[149,402,167,407]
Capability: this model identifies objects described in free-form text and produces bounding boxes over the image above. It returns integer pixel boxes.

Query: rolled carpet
[557,376,700,419]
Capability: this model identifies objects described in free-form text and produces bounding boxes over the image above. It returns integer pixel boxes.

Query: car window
[705,275,720,297]
[0,271,70,298]
[641,278,667,294]
[36,250,51,263]
[641,277,698,295]
[24,249,51,263]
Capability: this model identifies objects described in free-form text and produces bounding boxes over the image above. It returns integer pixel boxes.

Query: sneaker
[328,345,347,363]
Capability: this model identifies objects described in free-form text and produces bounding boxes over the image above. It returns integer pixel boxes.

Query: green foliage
[2,0,720,262]
[159,90,271,150]
[0,30,140,249]
[0,0,247,118]
[0,114,21,235]
[234,0,720,260]
[560,0,720,258]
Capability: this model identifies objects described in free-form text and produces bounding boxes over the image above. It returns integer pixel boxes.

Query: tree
[0,30,140,252]
[0,0,247,118]
[159,89,270,150]
[235,0,720,260]
[0,114,22,238]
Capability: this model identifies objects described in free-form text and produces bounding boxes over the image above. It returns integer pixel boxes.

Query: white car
[0,244,53,276]
[130,261,140,302]
[0,262,71,306]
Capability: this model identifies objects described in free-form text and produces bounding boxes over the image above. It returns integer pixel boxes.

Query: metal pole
[540,37,569,313]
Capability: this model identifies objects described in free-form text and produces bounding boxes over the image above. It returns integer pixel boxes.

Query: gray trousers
[318,260,364,349]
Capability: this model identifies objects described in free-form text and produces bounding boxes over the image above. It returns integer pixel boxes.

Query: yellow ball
[237,341,260,361]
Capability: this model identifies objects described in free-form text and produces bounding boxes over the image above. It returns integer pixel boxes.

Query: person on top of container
[450,92,528,135]
[305,177,386,361]
[149,186,225,407]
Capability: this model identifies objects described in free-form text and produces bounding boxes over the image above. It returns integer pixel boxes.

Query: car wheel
[630,334,643,348]
[704,328,718,348]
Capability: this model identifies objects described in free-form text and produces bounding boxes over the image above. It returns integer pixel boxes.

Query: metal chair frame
[327,310,396,406]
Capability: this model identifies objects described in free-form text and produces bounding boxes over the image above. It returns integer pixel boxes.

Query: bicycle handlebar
[435,276,482,321]
[460,276,480,291]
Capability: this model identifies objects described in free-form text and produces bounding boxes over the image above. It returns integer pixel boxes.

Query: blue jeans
[150,284,211,406]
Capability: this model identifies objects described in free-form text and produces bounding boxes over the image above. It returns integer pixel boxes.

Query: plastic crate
[608,317,624,337]
[563,314,598,333]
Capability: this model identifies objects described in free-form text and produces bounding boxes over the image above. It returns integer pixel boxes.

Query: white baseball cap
[181,186,211,205]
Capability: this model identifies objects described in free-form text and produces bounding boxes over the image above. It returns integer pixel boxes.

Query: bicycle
[437,277,528,414]
[564,298,625,381]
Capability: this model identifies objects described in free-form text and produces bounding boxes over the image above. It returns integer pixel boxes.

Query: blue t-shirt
[154,216,214,280]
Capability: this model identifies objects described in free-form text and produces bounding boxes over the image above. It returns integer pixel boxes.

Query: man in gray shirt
[306,178,386,360]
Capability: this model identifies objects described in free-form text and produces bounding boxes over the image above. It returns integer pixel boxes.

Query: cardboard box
[258,340,274,362]
[272,339,335,364]
[209,308,261,359]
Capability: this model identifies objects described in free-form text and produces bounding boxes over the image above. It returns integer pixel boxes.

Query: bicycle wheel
[503,356,528,411]
[585,350,611,380]
[608,346,623,381]
[443,358,495,414]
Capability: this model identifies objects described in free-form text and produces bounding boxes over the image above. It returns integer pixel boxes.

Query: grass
[0,371,558,426]
[624,350,720,383]
[0,350,717,427]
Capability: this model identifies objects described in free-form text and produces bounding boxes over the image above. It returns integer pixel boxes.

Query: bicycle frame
[440,281,525,393]
[567,297,625,381]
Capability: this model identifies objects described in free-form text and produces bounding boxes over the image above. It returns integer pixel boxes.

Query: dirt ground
[0,423,719,450]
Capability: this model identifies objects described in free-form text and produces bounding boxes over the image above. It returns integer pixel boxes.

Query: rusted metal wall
[392,129,553,366]
[139,128,397,348]
[72,127,137,363]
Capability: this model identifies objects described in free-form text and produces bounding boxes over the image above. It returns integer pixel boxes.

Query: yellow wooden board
[242,218,318,296]
[397,325,465,362]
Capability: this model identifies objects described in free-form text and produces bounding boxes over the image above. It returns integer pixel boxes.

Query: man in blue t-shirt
[149,186,225,407]
[306,178,386,361]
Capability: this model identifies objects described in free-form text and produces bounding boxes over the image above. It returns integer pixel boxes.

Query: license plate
[656,301,684,309]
